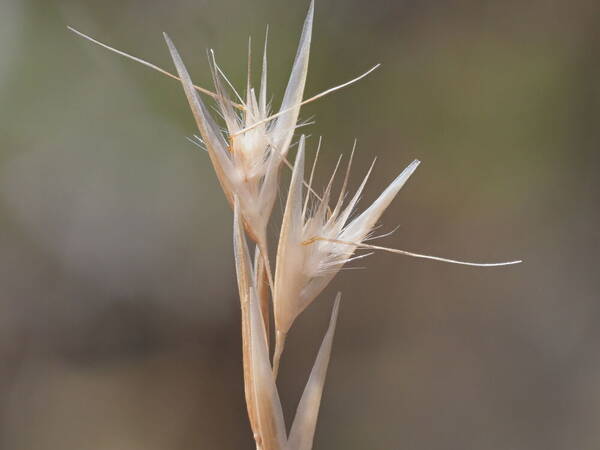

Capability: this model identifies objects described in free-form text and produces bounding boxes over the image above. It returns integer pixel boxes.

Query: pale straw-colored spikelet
[162,18,313,286]
[69,1,521,448]
[271,136,420,373]
[274,136,420,336]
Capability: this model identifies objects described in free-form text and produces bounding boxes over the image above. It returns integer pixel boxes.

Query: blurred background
[1,0,599,448]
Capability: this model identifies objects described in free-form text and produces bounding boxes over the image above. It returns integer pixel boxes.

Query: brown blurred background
[1,0,599,449]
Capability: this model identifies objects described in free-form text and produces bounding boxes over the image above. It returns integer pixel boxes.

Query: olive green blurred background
[1,0,599,448]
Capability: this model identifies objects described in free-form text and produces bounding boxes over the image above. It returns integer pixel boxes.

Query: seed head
[274,136,420,335]
[163,1,314,255]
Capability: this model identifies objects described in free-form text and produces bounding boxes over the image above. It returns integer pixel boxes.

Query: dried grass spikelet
[162,1,315,286]
[272,136,520,373]
[272,136,419,372]
[234,196,340,450]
